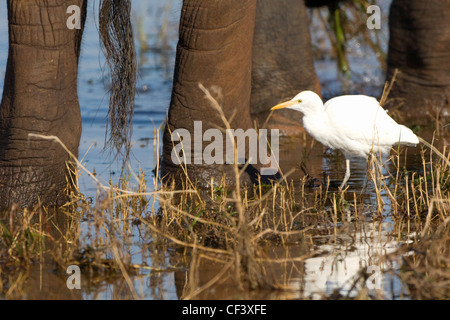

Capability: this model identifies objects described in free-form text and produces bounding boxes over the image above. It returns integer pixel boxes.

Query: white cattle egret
[271,91,419,189]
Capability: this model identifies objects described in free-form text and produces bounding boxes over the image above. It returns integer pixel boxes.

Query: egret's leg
[361,157,369,192]
[340,159,351,190]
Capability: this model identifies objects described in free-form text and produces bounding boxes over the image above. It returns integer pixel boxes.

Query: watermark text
[171,121,279,176]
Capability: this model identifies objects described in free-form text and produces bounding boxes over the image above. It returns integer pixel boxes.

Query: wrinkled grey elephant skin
[0,0,136,209]
[161,0,320,188]
[387,0,450,123]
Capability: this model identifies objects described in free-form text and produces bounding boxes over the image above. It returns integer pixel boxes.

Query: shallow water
[0,1,441,300]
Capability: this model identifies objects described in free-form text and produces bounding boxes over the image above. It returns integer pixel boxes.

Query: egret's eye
[298,99,303,103]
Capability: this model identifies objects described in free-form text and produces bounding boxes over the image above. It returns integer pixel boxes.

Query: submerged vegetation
[311,0,387,76]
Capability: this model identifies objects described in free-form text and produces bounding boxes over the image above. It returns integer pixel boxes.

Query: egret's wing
[323,95,402,155]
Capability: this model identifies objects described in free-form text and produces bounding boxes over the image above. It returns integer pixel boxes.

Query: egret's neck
[301,105,331,145]
[303,101,325,116]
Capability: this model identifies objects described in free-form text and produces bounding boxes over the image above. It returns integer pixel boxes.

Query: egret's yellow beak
[271,100,298,111]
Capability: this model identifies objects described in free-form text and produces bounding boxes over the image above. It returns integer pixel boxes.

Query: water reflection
[303,219,404,299]
[166,135,424,300]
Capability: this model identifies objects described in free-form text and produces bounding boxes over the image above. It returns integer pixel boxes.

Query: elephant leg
[0,0,87,208]
[251,0,320,136]
[161,0,260,187]
[387,0,450,123]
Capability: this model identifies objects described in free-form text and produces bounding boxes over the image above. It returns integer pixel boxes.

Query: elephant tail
[99,0,137,158]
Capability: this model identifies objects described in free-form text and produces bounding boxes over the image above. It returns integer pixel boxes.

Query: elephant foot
[385,80,450,126]
[0,162,75,209]
[159,161,282,191]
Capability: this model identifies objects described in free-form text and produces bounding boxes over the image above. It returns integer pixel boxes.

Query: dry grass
[1,85,449,300]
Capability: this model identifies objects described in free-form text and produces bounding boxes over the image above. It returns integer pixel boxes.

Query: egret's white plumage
[271,91,419,188]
